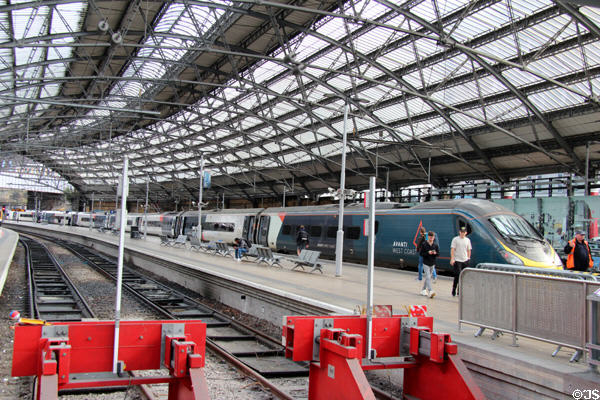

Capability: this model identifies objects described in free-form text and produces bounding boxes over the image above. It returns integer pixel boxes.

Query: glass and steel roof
[0,0,598,203]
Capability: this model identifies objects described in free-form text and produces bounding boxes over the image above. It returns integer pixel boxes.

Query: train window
[347,227,361,240]
[282,225,291,235]
[310,225,322,237]
[489,215,542,239]
[326,226,337,238]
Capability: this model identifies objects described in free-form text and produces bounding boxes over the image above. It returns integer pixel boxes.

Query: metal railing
[459,264,600,362]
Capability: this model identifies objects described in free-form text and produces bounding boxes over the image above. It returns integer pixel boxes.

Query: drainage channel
[20,236,95,322]
[46,237,308,390]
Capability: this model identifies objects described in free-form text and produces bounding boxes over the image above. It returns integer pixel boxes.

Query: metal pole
[283,185,286,208]
[366,176,376,359]
[89,193,94,230]
[198,156,204,241]
[144,176,149,239]
[586,141,590,196]
[113,156,128,373]
[335,101,350,277]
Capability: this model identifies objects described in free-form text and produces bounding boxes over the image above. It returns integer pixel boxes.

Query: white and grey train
[3,199,564,271]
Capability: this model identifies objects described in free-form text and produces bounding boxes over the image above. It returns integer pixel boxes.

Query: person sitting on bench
[233,237,251,262]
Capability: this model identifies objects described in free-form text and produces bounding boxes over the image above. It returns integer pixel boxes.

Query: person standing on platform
[296,225,309,256]
[419,231,438,298]
[450,226,472,297]
[564,230,593,272]
[416,227,439,282]
[416,227,426,281]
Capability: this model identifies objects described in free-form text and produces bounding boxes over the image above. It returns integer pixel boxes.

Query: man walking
[419,231,439,298]
[564,230,593,272]
[450,226,472,297]
[296,225,309,256]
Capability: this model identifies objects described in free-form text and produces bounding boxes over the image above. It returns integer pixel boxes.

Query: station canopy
[0,0,599,203]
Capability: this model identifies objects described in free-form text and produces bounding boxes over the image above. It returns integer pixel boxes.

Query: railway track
[42,236,311,399]
[22,233,397,400]
[20,236,95,322]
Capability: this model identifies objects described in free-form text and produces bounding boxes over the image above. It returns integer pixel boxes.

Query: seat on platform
[172,234,187,248]
[256,246,282,267]
[242,244,259,261]
[215,241,232,257]
[160,235,175,246]
[292,249,323,274]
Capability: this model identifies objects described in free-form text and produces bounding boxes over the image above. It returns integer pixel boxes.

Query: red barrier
[12,320,209,400]
[283,313,485,400]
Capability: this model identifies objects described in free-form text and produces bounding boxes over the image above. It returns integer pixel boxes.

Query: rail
[459,264,600,362]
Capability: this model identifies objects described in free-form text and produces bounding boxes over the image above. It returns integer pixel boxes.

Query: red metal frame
[12,320,209,400]
[283,313,485,400]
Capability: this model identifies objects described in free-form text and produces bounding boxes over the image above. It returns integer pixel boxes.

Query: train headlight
[502,251,524,266]
[553,251,564,267]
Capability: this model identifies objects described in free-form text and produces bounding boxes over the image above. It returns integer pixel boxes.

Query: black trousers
[452,261,469,294]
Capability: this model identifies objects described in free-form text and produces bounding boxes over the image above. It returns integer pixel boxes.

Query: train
[4,199,564,270]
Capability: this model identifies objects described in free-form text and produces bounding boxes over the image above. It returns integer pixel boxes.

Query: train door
[243,216,255,243]
[256,215,270,246]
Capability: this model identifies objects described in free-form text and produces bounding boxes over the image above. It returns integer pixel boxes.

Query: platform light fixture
[331,95,369,277]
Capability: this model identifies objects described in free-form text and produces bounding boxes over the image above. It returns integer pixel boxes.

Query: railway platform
[0,227,19,296]
[3,221,599,399]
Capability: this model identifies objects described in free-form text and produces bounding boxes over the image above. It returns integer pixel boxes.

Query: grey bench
[172,234,187,248]
[190,236,216,253]
[242,244,259,261]
[292,249,323,273]
[256,246,282,267]
[160,235,175,246]
[215,241,233,257]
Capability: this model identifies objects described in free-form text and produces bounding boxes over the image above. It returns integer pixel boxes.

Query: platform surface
[0,227,19,296]
[6,221,599,390]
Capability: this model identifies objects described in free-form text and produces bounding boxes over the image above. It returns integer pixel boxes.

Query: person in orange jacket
[564,230,593,271]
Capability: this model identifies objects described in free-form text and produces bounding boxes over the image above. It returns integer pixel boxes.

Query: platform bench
[215,241,233,257]
[160,235,175,246]
[292,249,323,274]
[256,246,282,267]
[172,234,187,248]
[241,244,259,261]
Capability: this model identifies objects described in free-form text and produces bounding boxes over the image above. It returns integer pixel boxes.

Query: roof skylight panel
[528,87,585,112]
[292,35,329,62]
[374,103,407,122]
[315,16,347,41]
[431,81,479,106]
[527,49,584,78]
[475,35,520,61]
[309,48,350,73]
[509,0,551,16]
[252,60,287,84]
[484,99,527,122]
[409,1,437,25]
[266,76,297,97]
[354,28,394,55]
[413,37,442,59]
[377,46,417,70]
[401,70,424,90]
[451,111,484,129]
[581,6,600,26]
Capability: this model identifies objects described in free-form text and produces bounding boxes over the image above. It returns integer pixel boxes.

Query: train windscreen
[489,215,543,240]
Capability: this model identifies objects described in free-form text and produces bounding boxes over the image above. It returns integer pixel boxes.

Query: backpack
[298,229,309,242]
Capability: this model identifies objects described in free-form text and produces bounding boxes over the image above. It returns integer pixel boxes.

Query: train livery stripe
[498,240,562,269]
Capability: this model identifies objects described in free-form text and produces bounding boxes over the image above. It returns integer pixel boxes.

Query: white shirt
[451,236,472,262]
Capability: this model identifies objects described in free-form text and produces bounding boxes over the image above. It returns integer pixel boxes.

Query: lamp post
[335,102,350,277]
[198,155,204,241]
[334,96,368,277]
[144,176,149,239]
